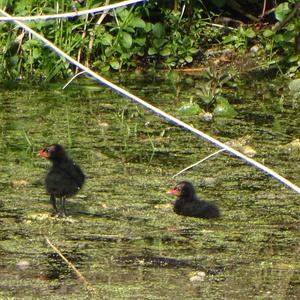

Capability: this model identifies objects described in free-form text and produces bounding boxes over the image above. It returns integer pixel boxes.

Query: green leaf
[165,57,177,67]
[265,43,273,51]
[263,29,274,38]
[144,22,152,33]
[152,22,165,38]
[116,8,129,21]
[185,55,193,63]
[102,65,110,72]
[286,23,295,31]
[153,38,166,48]
[110,60,120,70]
[222,35,237,44]
[213,96,237,118]
[134,37,146,46]
[274,33,284,43]
[199,95,213,104]
[178,102,201,115]
[189,47,199,54]
[166,71,180,83]
[288,66,299,73]
[288,55,300,62]
[241,28,256,38]
[32,48,41,59]
[289,79,300,93]
[159,47,171,56]
[104,47,113,57]
[129,17,146,29]
[282,31,294,42]
[148,48,157,55]
[120,31,132,49]
[125,27,135,33]
[275,2,291,22]
[100,33,113,46]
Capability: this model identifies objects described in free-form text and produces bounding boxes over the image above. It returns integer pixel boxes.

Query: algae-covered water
[0,73,300,299]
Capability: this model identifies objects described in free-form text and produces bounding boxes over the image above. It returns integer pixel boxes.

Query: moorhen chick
[39,144,85,216]
[167,181,220,218]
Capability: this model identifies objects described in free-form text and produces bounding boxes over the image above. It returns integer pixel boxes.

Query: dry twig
[45,236,95,294]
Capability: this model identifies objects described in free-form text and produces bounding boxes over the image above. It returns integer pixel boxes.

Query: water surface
[0,73,300,299]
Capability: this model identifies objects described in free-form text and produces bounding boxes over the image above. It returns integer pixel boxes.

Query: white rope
[0,0,145,21]
[0,9,300,195]
[63,71,86,89]
[172,149,226,178]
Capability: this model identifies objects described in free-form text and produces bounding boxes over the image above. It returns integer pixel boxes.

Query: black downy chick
[39,144,85,216]
[167,181,220,218]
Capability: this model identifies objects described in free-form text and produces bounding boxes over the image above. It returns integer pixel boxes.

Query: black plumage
[39,144,85,216]
[168,181,220,219]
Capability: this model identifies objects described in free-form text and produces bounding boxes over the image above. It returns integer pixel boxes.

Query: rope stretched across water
[0,7,299,195]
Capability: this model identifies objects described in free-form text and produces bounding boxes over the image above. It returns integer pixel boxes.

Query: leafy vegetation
[0,0,299,80]
[262,2,300,73]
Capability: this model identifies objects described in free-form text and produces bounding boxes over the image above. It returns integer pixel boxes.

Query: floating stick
[0,9,299,195]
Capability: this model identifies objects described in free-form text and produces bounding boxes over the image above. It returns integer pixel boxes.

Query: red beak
[38,149,49,158]
[167,188,181,197]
